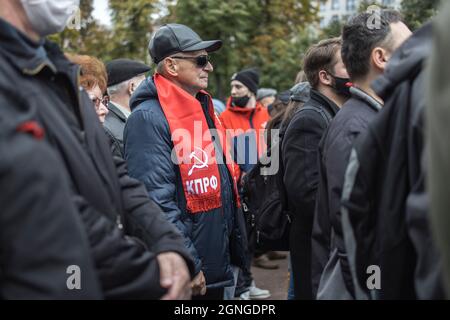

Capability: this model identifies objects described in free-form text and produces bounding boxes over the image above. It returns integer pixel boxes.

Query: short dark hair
[341,10,403,81]
[303,37,342,89]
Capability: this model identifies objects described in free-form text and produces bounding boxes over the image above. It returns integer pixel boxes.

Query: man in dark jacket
[124,24,246,300]
[104,59,150,158]
[341,23,445,299]
[312,10,411,299]
[0,120,102,299]
[0,0,193,299]
[427,1,450,298]
[282,37,350,300]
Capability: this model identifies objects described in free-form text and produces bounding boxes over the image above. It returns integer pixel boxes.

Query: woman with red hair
[66,53,109,123]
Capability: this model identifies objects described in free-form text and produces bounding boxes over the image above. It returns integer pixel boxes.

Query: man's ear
[318,70,332,86]
[128,80,135,96]
[372,47,388,72]
[164,58,178,77]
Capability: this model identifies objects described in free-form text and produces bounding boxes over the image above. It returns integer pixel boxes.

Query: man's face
[331,49,350,80]
[388,21,412,54]
[172,50,212,93]
[230,80,250,98]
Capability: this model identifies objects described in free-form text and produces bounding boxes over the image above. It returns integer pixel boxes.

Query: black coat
[0,18,194,299]
[0,123,102,299]
[282,89,340,299]
[341,24,445,299]
[312,95,378,298]
[104,102,127,158]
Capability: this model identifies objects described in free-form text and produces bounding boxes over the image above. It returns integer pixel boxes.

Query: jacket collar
[0,18,59,75]
[309,89,340,116]
[225,97,263,115]
[108,102,128,122]
[349,86,383,112]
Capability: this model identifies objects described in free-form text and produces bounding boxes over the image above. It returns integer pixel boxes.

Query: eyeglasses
[170,55,211,68]
[91,95,110,111]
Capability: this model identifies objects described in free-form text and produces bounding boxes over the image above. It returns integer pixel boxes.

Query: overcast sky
[92,0,112,26]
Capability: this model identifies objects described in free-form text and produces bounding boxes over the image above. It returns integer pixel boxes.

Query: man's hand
[191,270,207,296]
[157,252,192,300]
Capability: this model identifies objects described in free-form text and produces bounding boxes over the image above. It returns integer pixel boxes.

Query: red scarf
[154,73,240,213]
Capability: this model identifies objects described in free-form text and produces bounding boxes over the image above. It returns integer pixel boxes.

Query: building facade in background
[319,0,402,27]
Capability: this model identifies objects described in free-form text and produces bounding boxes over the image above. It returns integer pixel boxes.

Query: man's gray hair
[107,80,130,96]
[107,73,146,96]
[156,60,166,75]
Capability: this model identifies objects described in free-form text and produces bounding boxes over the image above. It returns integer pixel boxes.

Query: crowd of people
[1,0,450,300]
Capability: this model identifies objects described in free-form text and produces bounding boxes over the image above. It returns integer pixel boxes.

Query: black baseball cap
[148,23,222,64]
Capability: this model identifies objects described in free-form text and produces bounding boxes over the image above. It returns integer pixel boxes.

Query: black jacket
[104,102,127,158]
[282,89,340,299]
[0,123,102,299]
[341,24,445,299]
[0,18,195,299]
[312,93,379,298]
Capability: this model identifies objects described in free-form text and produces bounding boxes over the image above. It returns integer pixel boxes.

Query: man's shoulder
[129,97,165,122]
[289,102,329,128]
[334,98,377,130]
[126,98,171,137]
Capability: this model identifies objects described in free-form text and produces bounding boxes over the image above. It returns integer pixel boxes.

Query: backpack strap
[297,105,333,125]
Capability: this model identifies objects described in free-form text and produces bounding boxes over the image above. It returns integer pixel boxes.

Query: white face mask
[20,0,80,37]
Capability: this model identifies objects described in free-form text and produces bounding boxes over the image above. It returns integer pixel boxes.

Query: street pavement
[251,253,290,300]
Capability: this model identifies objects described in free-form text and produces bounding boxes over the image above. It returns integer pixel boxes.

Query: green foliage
[109,0,157,63]
[401,0,440,30]
[357,0,386,13]
[165,0,319,99]
[48,0,113,60]
[320,19,344,39]
[48,0,442,99]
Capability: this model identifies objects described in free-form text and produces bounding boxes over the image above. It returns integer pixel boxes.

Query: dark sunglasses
[170,55,211,68]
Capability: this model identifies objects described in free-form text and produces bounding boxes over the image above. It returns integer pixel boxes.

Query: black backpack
[241,133,291,251]
[241,105,332,251]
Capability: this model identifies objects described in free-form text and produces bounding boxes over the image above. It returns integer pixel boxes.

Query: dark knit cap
[106,59,151,87]
[231,68,260,95]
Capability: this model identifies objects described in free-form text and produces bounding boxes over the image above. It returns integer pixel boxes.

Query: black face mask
[329,74,352,98]
[231,95,250,108]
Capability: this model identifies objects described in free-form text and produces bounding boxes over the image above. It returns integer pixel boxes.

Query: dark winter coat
[341,24,445,299]
[312,93,379,299]
[0,17,194,299]
[0,123,102,299]
[282,89,340,299]
[124,77,246,289]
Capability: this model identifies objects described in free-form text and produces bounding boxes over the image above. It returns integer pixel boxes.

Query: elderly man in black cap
[105,59,150,158]
[124,24,246,300]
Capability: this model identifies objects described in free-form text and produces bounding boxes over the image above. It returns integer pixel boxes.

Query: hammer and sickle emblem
[188,147,209,176]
